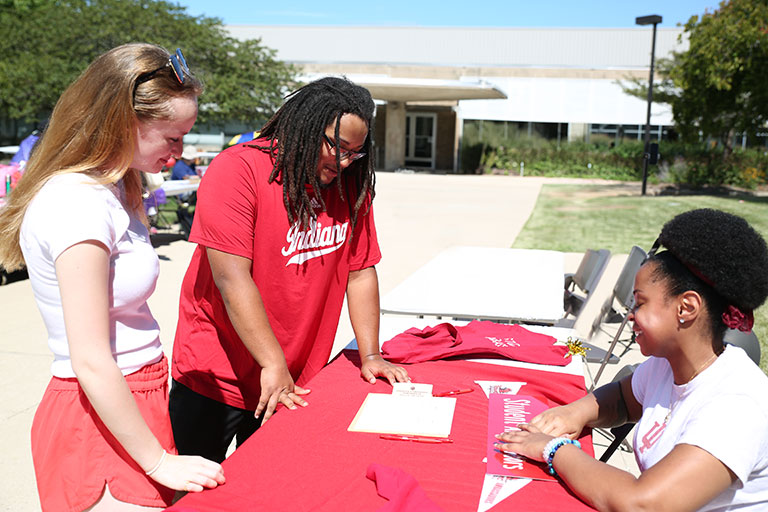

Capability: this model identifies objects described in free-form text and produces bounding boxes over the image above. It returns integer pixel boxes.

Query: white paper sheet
[348,393,457,438]
[392,382,433,397]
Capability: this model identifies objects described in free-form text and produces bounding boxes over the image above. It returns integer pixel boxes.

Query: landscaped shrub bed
[462,135,768,189]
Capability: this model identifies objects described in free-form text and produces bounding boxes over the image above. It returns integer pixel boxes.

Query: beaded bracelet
[542,437,581,476]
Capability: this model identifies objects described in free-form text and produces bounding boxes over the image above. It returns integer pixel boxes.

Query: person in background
[171,145,198,180]
[0,43,224,511]
[496,208,768,512]
[169,76,410,463]
[10,120,47,169]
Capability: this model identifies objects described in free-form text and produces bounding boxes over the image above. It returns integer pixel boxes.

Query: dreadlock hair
[253,76,376,233]
[646,208,768,344]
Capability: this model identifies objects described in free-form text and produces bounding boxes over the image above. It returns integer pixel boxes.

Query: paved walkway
[0,173,642,510]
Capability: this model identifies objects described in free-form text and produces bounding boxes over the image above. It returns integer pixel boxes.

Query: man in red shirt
[169,77,410,462]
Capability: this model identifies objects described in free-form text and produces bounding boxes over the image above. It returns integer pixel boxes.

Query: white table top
[380,246,565,325]
[0,145,20,154]
[161,179,200,197]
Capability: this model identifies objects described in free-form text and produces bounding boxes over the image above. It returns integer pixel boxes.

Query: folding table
[169,350,596,512]
[160,179,200,197]
[380,246,565,325]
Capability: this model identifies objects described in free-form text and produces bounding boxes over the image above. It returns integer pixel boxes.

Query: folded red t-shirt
[381,320,570,366]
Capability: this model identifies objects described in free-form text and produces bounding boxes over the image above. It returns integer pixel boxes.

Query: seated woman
[496,208,768,511]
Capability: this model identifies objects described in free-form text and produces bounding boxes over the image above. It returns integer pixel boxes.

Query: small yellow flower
[565,337,589,358]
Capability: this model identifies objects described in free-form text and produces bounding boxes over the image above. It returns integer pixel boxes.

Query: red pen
[434,388,474,397]
[379,434,454,444]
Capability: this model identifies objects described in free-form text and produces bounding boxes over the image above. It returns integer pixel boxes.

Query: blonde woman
[0,43,224,511]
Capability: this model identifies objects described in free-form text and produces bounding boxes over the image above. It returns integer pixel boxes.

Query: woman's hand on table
[528,403,586,439]
[149,452,225,492]
[256,364,310,423]
[494,423,553,462]
[360,354,411,385]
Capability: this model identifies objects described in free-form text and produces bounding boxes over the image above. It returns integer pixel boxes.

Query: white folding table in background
[160,179,200,197]
[380,246,565,325]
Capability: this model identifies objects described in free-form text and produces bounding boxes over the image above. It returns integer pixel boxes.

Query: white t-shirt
[632,344,768,511]
[21,173,163,377]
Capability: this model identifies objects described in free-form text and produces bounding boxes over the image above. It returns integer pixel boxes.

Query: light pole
[636,14,662,196]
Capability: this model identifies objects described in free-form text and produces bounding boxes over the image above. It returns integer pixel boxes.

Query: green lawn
[513,183,768,373]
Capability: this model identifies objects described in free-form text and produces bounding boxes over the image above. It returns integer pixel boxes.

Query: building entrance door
[405,113,436,168]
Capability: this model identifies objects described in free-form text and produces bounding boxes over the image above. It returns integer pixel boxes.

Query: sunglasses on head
[133,48,189,96]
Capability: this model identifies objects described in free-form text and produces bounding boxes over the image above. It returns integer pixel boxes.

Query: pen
[433,388,474,397]
[379,434,454,444]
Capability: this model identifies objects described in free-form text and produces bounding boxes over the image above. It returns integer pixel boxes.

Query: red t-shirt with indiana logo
[172,142,381,410]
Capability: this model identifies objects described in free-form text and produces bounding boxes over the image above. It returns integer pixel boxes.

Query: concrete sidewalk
[0,173,643,510]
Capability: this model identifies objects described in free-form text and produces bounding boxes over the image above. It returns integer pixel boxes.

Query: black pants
[169,379,262,463]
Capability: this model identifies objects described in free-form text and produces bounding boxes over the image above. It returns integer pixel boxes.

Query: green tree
[624,0,768,158]
[0,0,296,130]
[671,0,768,157]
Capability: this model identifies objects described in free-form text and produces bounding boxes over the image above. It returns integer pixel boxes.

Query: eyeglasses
[323,134,366,162]
[133,48,189,96]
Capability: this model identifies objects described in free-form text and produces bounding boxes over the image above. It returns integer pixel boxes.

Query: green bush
[460,142,485,173]
[658,142,768,189]
[467,136,645,181]
[461,132,768,188]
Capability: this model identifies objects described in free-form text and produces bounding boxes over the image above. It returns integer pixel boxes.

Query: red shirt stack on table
[381,320,571,366]
[169,347,596,512]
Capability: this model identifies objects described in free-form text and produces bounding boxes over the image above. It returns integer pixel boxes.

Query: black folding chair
[597,363,638,462]
[563,248,611,320]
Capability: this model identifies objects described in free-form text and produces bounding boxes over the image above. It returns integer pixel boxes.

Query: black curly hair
[250,76,376,232]
[647,208,768,341]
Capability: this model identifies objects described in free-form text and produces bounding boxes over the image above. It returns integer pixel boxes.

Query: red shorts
[31,356,176,512]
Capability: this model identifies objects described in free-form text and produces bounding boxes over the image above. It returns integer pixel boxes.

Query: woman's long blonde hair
[0,43,203,271]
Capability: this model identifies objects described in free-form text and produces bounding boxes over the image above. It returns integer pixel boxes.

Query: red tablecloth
[169,351,596,512]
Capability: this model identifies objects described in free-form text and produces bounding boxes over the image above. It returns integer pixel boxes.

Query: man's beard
[318,177,336,189]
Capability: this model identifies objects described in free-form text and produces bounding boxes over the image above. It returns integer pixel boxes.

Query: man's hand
[360,354,410,385]
[255,364,310,423]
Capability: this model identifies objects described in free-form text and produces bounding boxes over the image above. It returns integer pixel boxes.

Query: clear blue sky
[176,0,720,27]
